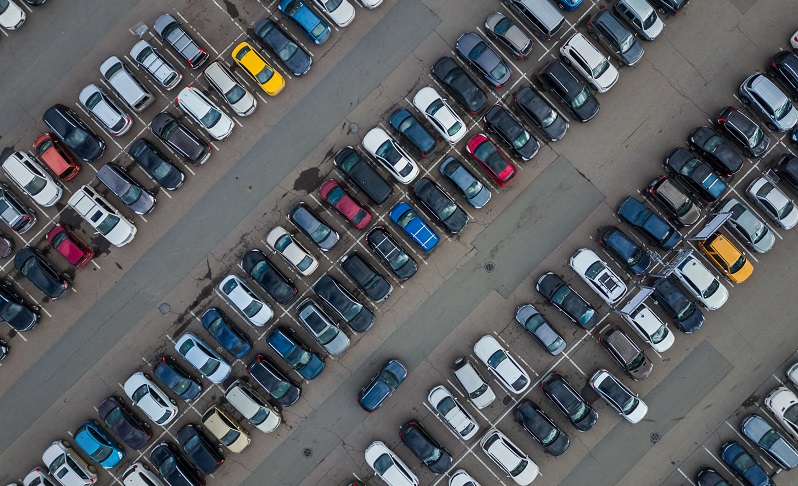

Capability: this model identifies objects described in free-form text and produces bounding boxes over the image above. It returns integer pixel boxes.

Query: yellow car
[231,42,285,96]
[698,232,753,283]
[201,404,251,453]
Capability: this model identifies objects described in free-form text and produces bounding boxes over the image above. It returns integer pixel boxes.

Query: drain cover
[159,303,170,314]
[302,448,313,458]
[650,432,661,443]
[348,123,359,134]
[484,262,495,273]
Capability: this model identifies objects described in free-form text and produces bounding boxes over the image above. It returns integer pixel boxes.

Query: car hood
[544,430,570,456]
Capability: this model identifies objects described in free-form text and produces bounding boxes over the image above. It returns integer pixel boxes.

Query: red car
[465,134,517,186]
[33,133,81,181]
[318,179,372,230]
[46,224,94,268]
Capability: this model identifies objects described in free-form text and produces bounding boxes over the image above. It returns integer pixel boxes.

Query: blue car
[356,359,407,412]
[554,0,582,10]
[74,420,125,469]
[201,307,252,359]
[390,202,440,253]
[266,326,325,380]
[598,226,651,275]
[153,356,203,401]
[279,0,331,45]
[618,197,681,250]
[721,441,774,486]
[389,108,437,158]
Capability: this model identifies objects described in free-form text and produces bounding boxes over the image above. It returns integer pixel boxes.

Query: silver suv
[0,183,35,233]
[130,40,182,90]
[78,84,132,137]
[740,73,798,132]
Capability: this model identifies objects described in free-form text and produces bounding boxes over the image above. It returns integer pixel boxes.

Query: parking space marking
[724,420,776,471]
[0,28,8,37]
[677,467,697,485]
[174,11,221,57]
[702,445,744,485]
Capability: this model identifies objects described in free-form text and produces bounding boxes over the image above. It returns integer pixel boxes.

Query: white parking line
[702,446,743,485]
[174,11,220,57]
[677,468,697,485]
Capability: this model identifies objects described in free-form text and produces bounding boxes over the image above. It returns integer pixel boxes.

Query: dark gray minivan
[588,9,644,66]
[97,164,156,215]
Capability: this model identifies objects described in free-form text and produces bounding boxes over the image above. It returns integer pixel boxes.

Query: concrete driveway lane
[244,156,604,486]
[0,0,441,456]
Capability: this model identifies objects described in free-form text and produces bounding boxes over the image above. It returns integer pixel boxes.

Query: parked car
[0,234,11,259]
[452,356,496,409]
[716,106,770,158]
[313,274,374,333]
[389,108,437,158]
[0,279,39,332]
[42,441,97,486]
[614,0,663,41]
[153,14,209,69]
[720,198,775,253]
[97,164,156,215]
[0,183,35,233]
[696,468,730,486]
[231,42,285,96]
[484,12,533,60]
[507,0,565,41]
[741,414,798,470]
[98,397,151,451]
[646,176,701,226]
[123,372,179,426]
[672,253,728,310]
[559,33,619,93]
[153,356,202,402]
[483,104,539,161]
[541,372,598,431]
[318,179,372,229]
[100,56,154,112]
[42,104,105,162]
[537,60,600,123]
[514,86,569,141]
[218,274,273,326]
[362,127,420,184]
[150,113,211,166]
[474,335,530,394]
[0,339,8,362]
[480,429,539,485]
[664,148,728,202]
[341,252,393,302]
[121,462,167,486]
[618,196,681,250]
[266,326,325,379]
[69,185,137,247]
[390,202,440,253]
[649,0,688,14]
[176,424,223,475]
[620,302,674,353]
[287,202,339,252]
[515,304,566,355]
[129,139,185,191]
[312,0,355,27]
[412,178,469,234]
[514,400,570,456]
[33,133,81,181]
[598,226,652,275]
[200,307,252,359]
[366,227,418,281]
[202,60,257,116]
[740,72,798,132]
[0,0,25,30]
[766,387,798,442]
[278,0,331,45]
[721,441,774,486]
[364,441,418,486]
[74,420,125,469]
[266,226,319,276]
[698,232,754,283]
[589,369,648,423]
[201,405,251,453]
[465,134,517,186]
[1,151,61,208]
[598,325,652,380]
[569,248,627,305]
[14,247,70,299]
[130,40,182,90]
[46,224,94,268]
[333,147,393,205]
[536,272,599,330]
[399,421,452,474]
[176,86,234,141]
[428,385,479,440]
[769,51,798,102]
[587,9,644,67]
[149,441,204,486]
[21,467,60,486]
[242,249,296,304]
[456,32,512,88]
[772,153,798,195]
[175,333,232,383]
[687,126,743,177]
[431,56,487,114]
[296,299,350,355]
[439,157,491,209]
[748,176,798,229]
[253,18,312,77]
[224,379,281,433]
[78,84,132,137]
[246,354,301,406]
[652,276,705,333]
[357,359,407,412]
[449,470,481,486]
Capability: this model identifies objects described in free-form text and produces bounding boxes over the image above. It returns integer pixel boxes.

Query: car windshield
[650,324,669,344]
[619,34,634,53]
[760,429,780,449]
[251,407,269,425]
[0,301,23,322]
[703,135,724,153]
[275,235,293,252]
[65,129,89,148]
[36,138,53,155]
[448,120,463,136]
[96,215,120,235]
[278,42,298,61]
[271,381,291,399]
[473,141,495,161]
[540,427,558,444]
[570,87,590,108]
[103,407,123,428]
[284,0,300,15]
[388,250,409,271]
[540,110,557,128]
[628,247,644,265]
[592,58,610,78]
[627,353,646,371]
[702,279,720,298]
[578,308,596,325]
[310,222,331,242]
[512,130,530,149]
[436,396,457,415]
[523,313,545,333]
[250,261,271,281]
[732,452,755,472]
[220,429,241,446]
[437,200,457,220]
[622,396,639,414]
[491,63,508,80]
[152,161,173,180]
[728,255,747,274]
[470,383,488,399]
[157,456,176,477]
[225,85,246,104]
[680,159,701,177]
[487,350,506,368]
[255,65,275,84]
[379,370,399,389]
[397,209,416,228]
[20,256,37,276]
[121,185,143,205]
[779,201,795,219]
[243,299,263,318]
[424,447,442,465]
[200,108,222,129]
[584,261,604,279]
[775,98,793,120]
[297,255,315,272]
[24,177,47,196]
[132,385,149,403]
[325,186,344,205]
[748,127,764,147]
[184,436,202,454]
[463,179,483,199]
[426,99,444,116]
[375,141,401,165]
[643,12,657,29]
[311,23,327,38]
[511,459,529,476]
[317,326,338,344]
[374,454,393,475]
[88,442,113,463]
[751,222,768,243]
[468,42,488,61]
[675,196,694,217]
[341,300,363,321]
[171,375,191,395]
[494,17,513,35]
[551,285,571,306]
[676,301,696,321]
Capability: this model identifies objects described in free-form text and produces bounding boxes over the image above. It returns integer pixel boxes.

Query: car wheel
[217,447,225,455]
[558,2,565,8]
[657,6,666,14]
[767,123,777,131]
[62,440,71,448]
[740,96,750,105]
[92,419,100,426]
[170,398,176,405]
[561,56,571,65]
[195,424,203,431]
[792,95,798,103]
[589,31,599,41]
[144,421,151,429]
[88,465,97,474]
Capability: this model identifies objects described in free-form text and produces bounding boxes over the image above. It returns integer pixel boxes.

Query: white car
[480,429,539,485]
[203,61,257,117]
[569,248,627,306]
[23,467,58,486]
[2,151,62,207]
[360,0,382,7]
[225,379,281,433]
[42,441,97,486]
[672,254,728,310]
[365,440,419,486]
[412,87,467,144]
[175,333,232,384]
[68,185,136,248]
[123,372,178,426]
[0,0,25,30]
[620,302,674,353]
[176,86,234,140]
[452,357,496,409]
[266,226,319,276]
[473,335,530,394]
[362,128,419,184]
[788,362,798,388]
[560,33,619,93]
[313,0,355,27]
[219,274,273,326]
[766,387,798,441]
[747,177,798,230]
[449,470,481,486]
[78,84,133,137]
[427,385,479,440]
[589,369,648,424]
[121,462,166,486]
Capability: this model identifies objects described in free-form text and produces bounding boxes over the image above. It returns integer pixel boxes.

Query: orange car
[33,133,81,181]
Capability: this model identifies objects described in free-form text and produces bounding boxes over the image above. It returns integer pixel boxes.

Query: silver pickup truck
[153,13,209,70]
[130,40,182,90]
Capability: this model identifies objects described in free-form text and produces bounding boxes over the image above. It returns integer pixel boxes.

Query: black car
[340,252,392,303]
[42,104,105,162]
[696,468,730,486]
[716,106,770,158]
[431,56,488,115]
[535,272,599,330]
[537,60,600,123]
[598,226,651,275]
[253,18,312,77]
[366,227,418,281]
[242,249,297,304]
[313,275,374,333]
[412,178,469,234]
[98,396,152,451]
[514,399,570,456]
[687,127,743,177]
[541,372,598,432]
[664,147,728,202]
[769,51,798,102]
[14,247,70,299]
[0,279,39,331]
[772,154,798,195]
[653,276,705,333]
[389,108,437,158]
[649,0,688,14]
[177,424,223,475]
[150,113,211,166]
[399,421,452,475]
[483,104,539,161]
[514,86,568,142]
[129,139,185,190]
[150,441,205,486]
[246,354,301,406]
[333,147,393,205]
[97,164,157,215]
[287,201,340,251]
[587,9,644,67]
[153,356,203,402]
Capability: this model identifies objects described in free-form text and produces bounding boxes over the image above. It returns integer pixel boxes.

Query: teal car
[279,0,331,45]
[74,420,125,469]
[390,202,440,253]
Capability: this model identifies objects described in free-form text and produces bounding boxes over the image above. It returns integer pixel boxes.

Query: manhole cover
[650,432,661,443]
[302,448,313,458]
[348,123,359,134]
[484,262,495,273]
[159,303,171,314]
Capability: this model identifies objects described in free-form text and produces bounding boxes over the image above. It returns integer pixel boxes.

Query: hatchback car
[456,32,512,88]
[431,56,488,114]
[242,249,297,304]
[123,372,179,426]
[78,84,132,137]
[560,33,619,93]
[74,420,125,469]
[618,196,681,250]
[176,424,223,475]
[687,126,743,177]
[319,179,372,229]
[475,335,531,394]
[541,372,598,431]
[0,279,39,332]
[439,157,491,209]
[362,127,420,184]
[721,441,774,486]
[279,0,331,45]
[175,333,233,384]
[480,429,539,485]
[483,104,539,161]
[357,359,407,412]
[97,164,156,215]
[769,51,798,102]
[364,441,419,486]
[366,227,418,281]
[296,299,350,355]
[98,397,151,451]
[153,14,209,69]
[149,441,203,486]
[176,86,234,141]
[652,276,705,333]
[452,356,496,409]
[569,248,627,305]
[42,104,105,162]
[232,42,285,96]
[598,325,652,380]
[587,9,644,66]
[340,252,393,302]
[389,109,437,158]
[332,147,393,205]
[514,86,569,141]
[390,202,440,253]
[15,247,70,299]
[412,178,469,234]
[772,153,798,195]
[266,226,319,276]
[514,400,570,456]
[150,113,211,166]
[466,134,517,186]
[399,421,452,475]
[2,151,62,207]
[620,302,675,353]
[129,139,185,191]
[46,224,94,268]
[664,148,727,202]
[598,226,652,275]
[312,0,355,27]
[536,272,599,330]
[741,414,798,470]
[485,12,533,60]
[537,59,600,123]
[266,326,325,380]
[515,303,566,355]
[615,0,663,41]
[200,307,251,359]
[33,133,81,181]
[589,369,648,423]
[720,198,775,253]
[672,253,729,310]
[253,18,312,77]
[224,379,281,433]
[717,106,770,158]
[42,441,97,486]
[153,356,202,402]
[428,385,479,440]
[202,61,257,117]
[740,72,798,132]
[646,176,701,226]
[201,405,251,453]
[747,176,798,229]
[313,274,374,333]
[766,386,798,442]
[246,354,301,406]
[287,201,339,252]
[121,462,167,486]
[218,274,273,326]
[698,232,754,283]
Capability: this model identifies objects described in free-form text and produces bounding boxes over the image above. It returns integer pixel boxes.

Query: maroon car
[46,224,94,268]
[318,179,372,230]
[466,134,517,186]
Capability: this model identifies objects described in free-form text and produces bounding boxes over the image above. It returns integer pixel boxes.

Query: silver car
[747,177,798,229]
[130,40,182,90]
[296,299,349,355]
[720,198,775,253]
[203,60,257,117]
[78,84,132,137]
[484,12,533,60]
[740,73,798,132]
